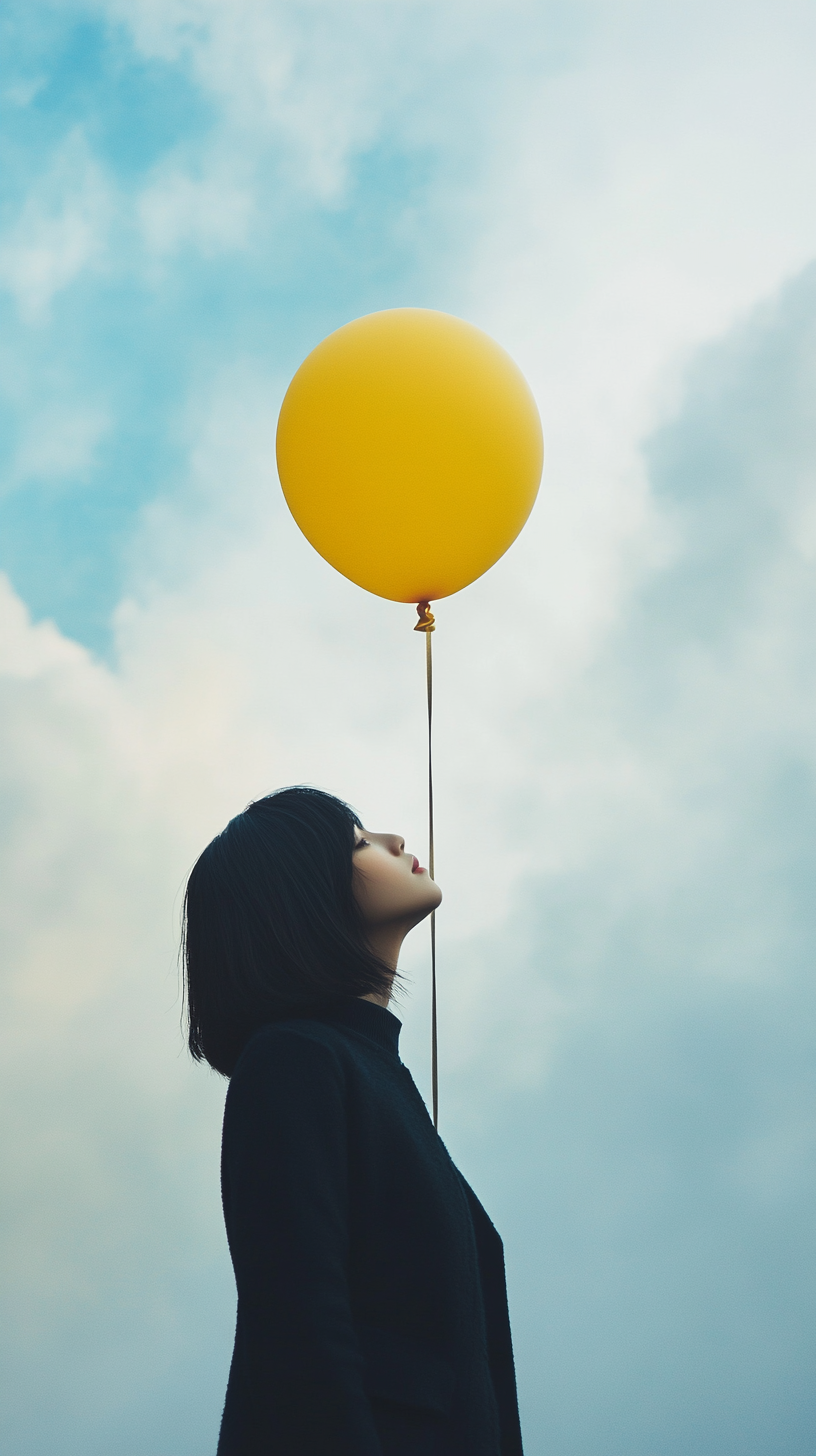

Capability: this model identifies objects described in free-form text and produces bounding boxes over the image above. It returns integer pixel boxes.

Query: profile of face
[352,826,442,970]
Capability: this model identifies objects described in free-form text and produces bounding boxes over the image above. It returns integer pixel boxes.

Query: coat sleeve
[217,1027,383,1456]
[460,1176,525,1456]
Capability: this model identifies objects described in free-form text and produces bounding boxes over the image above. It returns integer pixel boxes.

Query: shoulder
[228,1018,351,1095]
[223,1021,355,1146]
[221,1023,363,1192]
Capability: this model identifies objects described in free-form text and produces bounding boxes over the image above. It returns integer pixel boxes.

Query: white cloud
[94,0,816,696]
[4,76,47,108]
[6,402,111,489]
[137,159,254,258]
[0,576,88,678]
[0,573,232,1437]
[461,0,816,699]
[0,131,114,324]
[101,0,408,198]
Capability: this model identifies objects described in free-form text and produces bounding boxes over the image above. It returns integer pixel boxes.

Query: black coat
[217,997,524,1456]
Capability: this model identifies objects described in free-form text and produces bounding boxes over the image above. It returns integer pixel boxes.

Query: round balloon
[276,307,543,604]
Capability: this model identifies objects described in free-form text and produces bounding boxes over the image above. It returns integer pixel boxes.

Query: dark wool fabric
[217,997,524,1456]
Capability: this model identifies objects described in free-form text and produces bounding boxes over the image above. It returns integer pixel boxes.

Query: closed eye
[354,837,371,850]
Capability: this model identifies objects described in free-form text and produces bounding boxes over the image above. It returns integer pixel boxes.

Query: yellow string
[414,603,437,1129]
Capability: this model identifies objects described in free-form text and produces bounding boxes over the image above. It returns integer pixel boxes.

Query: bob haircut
[183,786,393,1076]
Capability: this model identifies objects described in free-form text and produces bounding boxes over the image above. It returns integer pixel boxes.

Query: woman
[184,785,523,1456]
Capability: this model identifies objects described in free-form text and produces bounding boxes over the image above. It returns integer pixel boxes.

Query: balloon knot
[414,602,436,633]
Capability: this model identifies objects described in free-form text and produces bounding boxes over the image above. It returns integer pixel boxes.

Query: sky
[1,2,815,1453]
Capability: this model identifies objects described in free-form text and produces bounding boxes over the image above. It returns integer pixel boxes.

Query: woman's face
[352,825,442,936]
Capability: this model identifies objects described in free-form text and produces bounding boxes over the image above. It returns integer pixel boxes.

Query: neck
[358,923,405,1008]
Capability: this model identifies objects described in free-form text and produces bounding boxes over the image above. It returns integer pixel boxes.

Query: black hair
[182,786,393,1076]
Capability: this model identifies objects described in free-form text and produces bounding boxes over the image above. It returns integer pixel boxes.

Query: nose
[387,834,405,855]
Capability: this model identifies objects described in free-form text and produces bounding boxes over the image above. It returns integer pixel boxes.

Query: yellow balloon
[276,307,543,604]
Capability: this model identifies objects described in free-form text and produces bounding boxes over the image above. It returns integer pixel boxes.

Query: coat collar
[314,997,403,1059]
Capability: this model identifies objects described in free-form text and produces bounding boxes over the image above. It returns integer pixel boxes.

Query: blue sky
[0,0,504,648]
[1,3,815,1454]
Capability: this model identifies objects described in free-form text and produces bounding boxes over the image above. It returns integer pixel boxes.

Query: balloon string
[426,626,437,1131]
[414,602,437,1129]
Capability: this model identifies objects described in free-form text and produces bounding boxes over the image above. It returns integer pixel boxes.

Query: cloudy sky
[1,2,815,1452]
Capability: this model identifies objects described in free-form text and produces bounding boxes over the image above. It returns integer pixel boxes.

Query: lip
[411,855,424,874]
